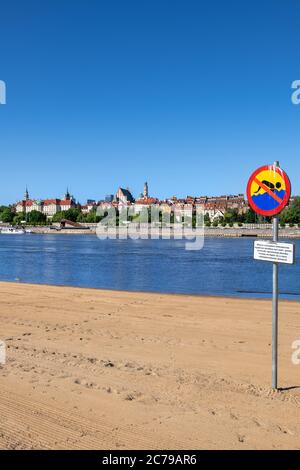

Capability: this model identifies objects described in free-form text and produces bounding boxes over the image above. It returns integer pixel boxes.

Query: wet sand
[0,281,300,449]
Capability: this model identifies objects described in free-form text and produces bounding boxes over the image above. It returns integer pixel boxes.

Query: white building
[43,199,62,217]
[15,189,76,219]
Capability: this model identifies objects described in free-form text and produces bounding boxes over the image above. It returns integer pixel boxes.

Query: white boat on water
[0,228,25,234]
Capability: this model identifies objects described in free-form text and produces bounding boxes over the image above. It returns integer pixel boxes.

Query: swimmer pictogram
[246,165,291,216]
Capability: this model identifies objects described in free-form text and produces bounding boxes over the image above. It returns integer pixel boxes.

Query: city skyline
[10,182,248,206]
[13,182,249,223]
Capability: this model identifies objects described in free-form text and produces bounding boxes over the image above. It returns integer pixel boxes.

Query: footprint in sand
[277,425,294,436]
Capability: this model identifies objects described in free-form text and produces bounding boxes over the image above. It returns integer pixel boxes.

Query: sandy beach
[0,282,300,450]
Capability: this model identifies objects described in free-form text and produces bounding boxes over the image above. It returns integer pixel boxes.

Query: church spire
[143,181,149,199]
[65,187,71,200]
[24,186,29,201]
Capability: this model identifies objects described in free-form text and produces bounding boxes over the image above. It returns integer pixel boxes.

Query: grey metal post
[272,161,280,390]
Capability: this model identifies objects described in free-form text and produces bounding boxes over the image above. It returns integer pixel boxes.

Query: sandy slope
[0,281,300,450]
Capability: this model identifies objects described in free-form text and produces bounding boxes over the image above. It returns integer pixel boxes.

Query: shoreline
[4,226,300,238]
[1,280,300,303]
[1,281,300,449]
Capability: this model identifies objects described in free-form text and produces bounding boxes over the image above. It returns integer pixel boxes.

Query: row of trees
[0,206,103,226]
[0,206,48,225]
[204,208,259,226]
[204,198,300,227]
[278,196,300,226]
[51,208,103,223]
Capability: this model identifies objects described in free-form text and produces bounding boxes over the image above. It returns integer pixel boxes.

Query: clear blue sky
[0,0,299,205]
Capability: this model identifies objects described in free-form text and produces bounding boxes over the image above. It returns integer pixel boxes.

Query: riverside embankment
[23,224,300,238]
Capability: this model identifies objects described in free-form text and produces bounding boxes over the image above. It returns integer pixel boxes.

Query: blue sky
[0,0,299,204]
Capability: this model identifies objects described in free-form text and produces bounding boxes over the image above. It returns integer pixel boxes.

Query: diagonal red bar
[253,176,283,204]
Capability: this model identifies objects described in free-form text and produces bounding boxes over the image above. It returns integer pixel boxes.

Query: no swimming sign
[246,164,291,217]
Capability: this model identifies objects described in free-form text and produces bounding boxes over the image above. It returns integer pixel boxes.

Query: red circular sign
[247,165,291,217]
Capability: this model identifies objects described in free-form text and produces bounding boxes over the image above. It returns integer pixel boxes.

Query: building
[60,199,75,212]
[193,194,248,220]
[60,189,75,211]
[115,187,135,204]
[14,183,251,222]
[133,197,159,214]
[143,182,149,198]
[43,199,61,217]
[80,205,89,214]
[15,188,76,219]
[15,199,43,214]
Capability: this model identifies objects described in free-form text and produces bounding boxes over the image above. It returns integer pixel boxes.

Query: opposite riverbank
[10,225,300,238]
[0,282,300,449]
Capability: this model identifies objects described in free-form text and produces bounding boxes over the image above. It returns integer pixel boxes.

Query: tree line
[0,206,103,225]
[204,197,300,227]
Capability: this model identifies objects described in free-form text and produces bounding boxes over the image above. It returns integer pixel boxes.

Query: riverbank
[13,225,300,238]
[0,282,300,449]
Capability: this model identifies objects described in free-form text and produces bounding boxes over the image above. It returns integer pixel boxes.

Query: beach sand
[0,281,300,450]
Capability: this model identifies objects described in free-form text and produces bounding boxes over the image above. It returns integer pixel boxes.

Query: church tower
[143,181,149,199]
[64,187,71,200]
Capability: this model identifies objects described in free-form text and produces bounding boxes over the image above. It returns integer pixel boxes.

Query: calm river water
[0,235,299,299]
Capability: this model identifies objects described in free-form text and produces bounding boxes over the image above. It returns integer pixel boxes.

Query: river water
[0,234,298,299]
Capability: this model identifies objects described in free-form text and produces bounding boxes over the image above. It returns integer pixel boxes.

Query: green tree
[52,209,81,223]
[13,213,26,225]
[76,212,87,223]
[279,208,289,224]
[27,210,47,225]
[77,207,105,224]
[279,200,300,224]
[224,208,239,223]
[204,213,210,224]
[64,208,81,222]
[0,207,14,223]
[291,196,300,210]
[244,208,256,223]
[52,211,67,223]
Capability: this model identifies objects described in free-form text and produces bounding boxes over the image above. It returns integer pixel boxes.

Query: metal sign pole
[248,161,292,391]
[272,214,279,390]
[272,160,280,390]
